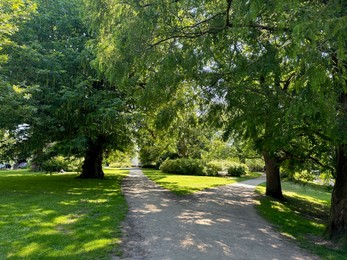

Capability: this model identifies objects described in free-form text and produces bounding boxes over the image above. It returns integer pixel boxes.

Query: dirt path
[115,168,317,260]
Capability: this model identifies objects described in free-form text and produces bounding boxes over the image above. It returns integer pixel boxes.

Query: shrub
[41,156,70,173]
[227,162,249,177]
[160,158,206,176]
[245,158,264,172]
[205,161,223,176]
[155,152,180,169]
[67,157,83,172]
[205,160,243,176]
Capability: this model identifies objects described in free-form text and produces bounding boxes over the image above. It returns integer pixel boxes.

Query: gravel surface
[113,168,318,260]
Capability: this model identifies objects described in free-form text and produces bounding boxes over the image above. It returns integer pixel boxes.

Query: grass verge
[255,181,347,259]
[0,168,128,259]
[143,168,261,195]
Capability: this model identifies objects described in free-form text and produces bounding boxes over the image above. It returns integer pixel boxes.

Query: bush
[205,161,223,176]
[245,158,264,172]
[67,157,83,172]
[41,156,70,173]
[227,162,249,177]
[155,152,180,169]
[160,158,205,176]
[205,160,243,176]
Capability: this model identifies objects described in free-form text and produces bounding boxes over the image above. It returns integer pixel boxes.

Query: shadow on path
[115,168,317,260]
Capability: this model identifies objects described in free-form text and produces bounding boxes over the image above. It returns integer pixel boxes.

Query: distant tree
[137,84,214,166]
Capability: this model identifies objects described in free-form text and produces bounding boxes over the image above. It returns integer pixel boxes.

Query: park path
[114,168,317,260]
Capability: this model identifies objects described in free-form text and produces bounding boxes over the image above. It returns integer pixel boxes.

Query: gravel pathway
[114,168,317,260]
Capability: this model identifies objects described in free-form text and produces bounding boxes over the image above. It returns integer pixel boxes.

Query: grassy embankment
[256,181,347,259]
[0,168,128,259]
[142,168,261,195]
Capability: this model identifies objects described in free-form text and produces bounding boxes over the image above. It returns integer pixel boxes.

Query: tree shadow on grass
[255,191,346,259]
[0,170,128,259]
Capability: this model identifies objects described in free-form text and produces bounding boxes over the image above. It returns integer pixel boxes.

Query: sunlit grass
[256,181,347,259]
[0,168,128,259]
[143,169,261,195]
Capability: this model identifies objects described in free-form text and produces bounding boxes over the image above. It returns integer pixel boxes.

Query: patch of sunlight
[80,198,108,204]
[33,228,59,236]
[99,216,111,221]
[83,239,114,252]
[37,209,56,215]
[281,232,296,240]
[64,244,77,251]
[103,189,119,196]
[67,191,83,195]
[59,200,79,206]
[285,191,327,204]
[16,242,41,257]
[53,214,79,225]
[40,222,55,228]
[271,202,290,213]
[105,192,118,196]
[309,221,325,229]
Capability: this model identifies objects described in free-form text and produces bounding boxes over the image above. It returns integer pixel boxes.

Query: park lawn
[256,181,347,259]
[143,168,261,195]
[0,168,128,260]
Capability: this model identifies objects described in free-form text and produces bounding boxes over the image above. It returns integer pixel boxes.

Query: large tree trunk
[263,151,284,200]
[79,137,105,179]
[327,92,347,240]
[327,145,347,240]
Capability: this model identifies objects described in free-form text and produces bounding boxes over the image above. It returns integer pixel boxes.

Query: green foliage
[40,156,82,173]
[0,0,36,64]
[139,146,166,168]
[205,161,223,176]
[105,150,133,168]
[41,156,69,173]
[0,168,128,259]
[201,137,238,161]
[245,158,264,172]
[205,160,240,176]
[227,162,249,177]
[159,158,205,176]
[136,84,215,167]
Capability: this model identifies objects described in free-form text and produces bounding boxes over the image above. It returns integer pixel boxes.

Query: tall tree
[0,0,133,178]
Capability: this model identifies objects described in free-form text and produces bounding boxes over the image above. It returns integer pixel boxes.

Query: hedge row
[159,158,251,177]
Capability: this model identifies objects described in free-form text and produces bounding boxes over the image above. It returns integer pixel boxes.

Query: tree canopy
[82,0,347,240]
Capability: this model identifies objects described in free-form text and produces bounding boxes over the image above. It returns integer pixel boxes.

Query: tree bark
[79,137,105,179]
[327,145,347,240]
[263,151,284,200]
[327,93,347,240]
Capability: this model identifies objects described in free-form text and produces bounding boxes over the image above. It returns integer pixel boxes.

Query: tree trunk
[327,145,347,240]
[79,137,105,179]
[327,92,347,240]
[263,151,284,200]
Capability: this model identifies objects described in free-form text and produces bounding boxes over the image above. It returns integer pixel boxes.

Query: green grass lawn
[143,169,261,195]
[256,181,347,259]
[0,168,128,259]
